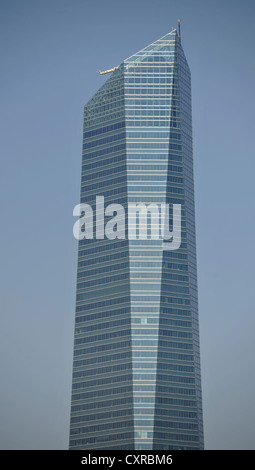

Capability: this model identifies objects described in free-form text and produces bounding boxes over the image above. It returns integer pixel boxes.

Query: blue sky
[0,0,255,449]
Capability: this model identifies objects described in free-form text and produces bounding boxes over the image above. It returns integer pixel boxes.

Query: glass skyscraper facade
[69,29,204,450]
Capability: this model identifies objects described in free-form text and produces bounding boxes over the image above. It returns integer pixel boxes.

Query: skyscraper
[69,28,204,450]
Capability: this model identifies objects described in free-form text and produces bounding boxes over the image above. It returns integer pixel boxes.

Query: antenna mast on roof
[178,19,183,42]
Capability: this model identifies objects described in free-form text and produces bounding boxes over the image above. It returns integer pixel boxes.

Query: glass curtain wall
[69,29,204,450]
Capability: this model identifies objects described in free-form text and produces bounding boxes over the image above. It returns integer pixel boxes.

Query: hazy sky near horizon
[0,0,255,449]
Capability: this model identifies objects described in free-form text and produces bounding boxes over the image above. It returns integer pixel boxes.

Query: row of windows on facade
[75,296,191,314]
[125,88,178,96]
[83,164,183,178]
[78,231,188,248]
[78,247,188,265]
[81,175,184,191]
[71,407,198,425]
[81,179,185,197]
[89,94,180,110]
[86,117,182,129]
[125,65,179,73]
[70,419,198,436]
[76,277,189,295]
[75,307,192,327]
[85,99,181,114]
[74,326,193,347]
[70,430,199,447]
[82,154,183,175]
[83,130,181,149]
[82,156,183,176]
[81,173,185,188]
[78,250,188,270]
[77,272,189,290]
[79,234,188,248]
[83,142,182,158]
[125,86,179,94]
[126,119,180,128]
[102,444,198,451]
[84,107,180,120]
[82,155,183,173]
[78,238,188,255]
[85,102,124,116]
[73,341,195,363]
[82,110,182,140]
[77,264,188,282]
[72,374,196,394]
[84,117,181,129]
[71,384,197,404]
[75,327,192,343]
[73,339,194,360]
[78,250,188,271]
[81,184,185,200]
[82,168,184,188]
[71,380,198,402]
[71,395,198,416]
[83,117,180,146]
[84,100,184,125]
[83,121,125,139]
[125,77,178,84]
[73,361,194,379]
[126,111,180,119]
[89,95,181,109]
[83,103,179,129]
[80,193,186,208]
[126,54,177,63]
[75,317,193,336]
[84,75,181,110]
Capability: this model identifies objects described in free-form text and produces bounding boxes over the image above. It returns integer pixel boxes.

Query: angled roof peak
[124,29,178,63]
